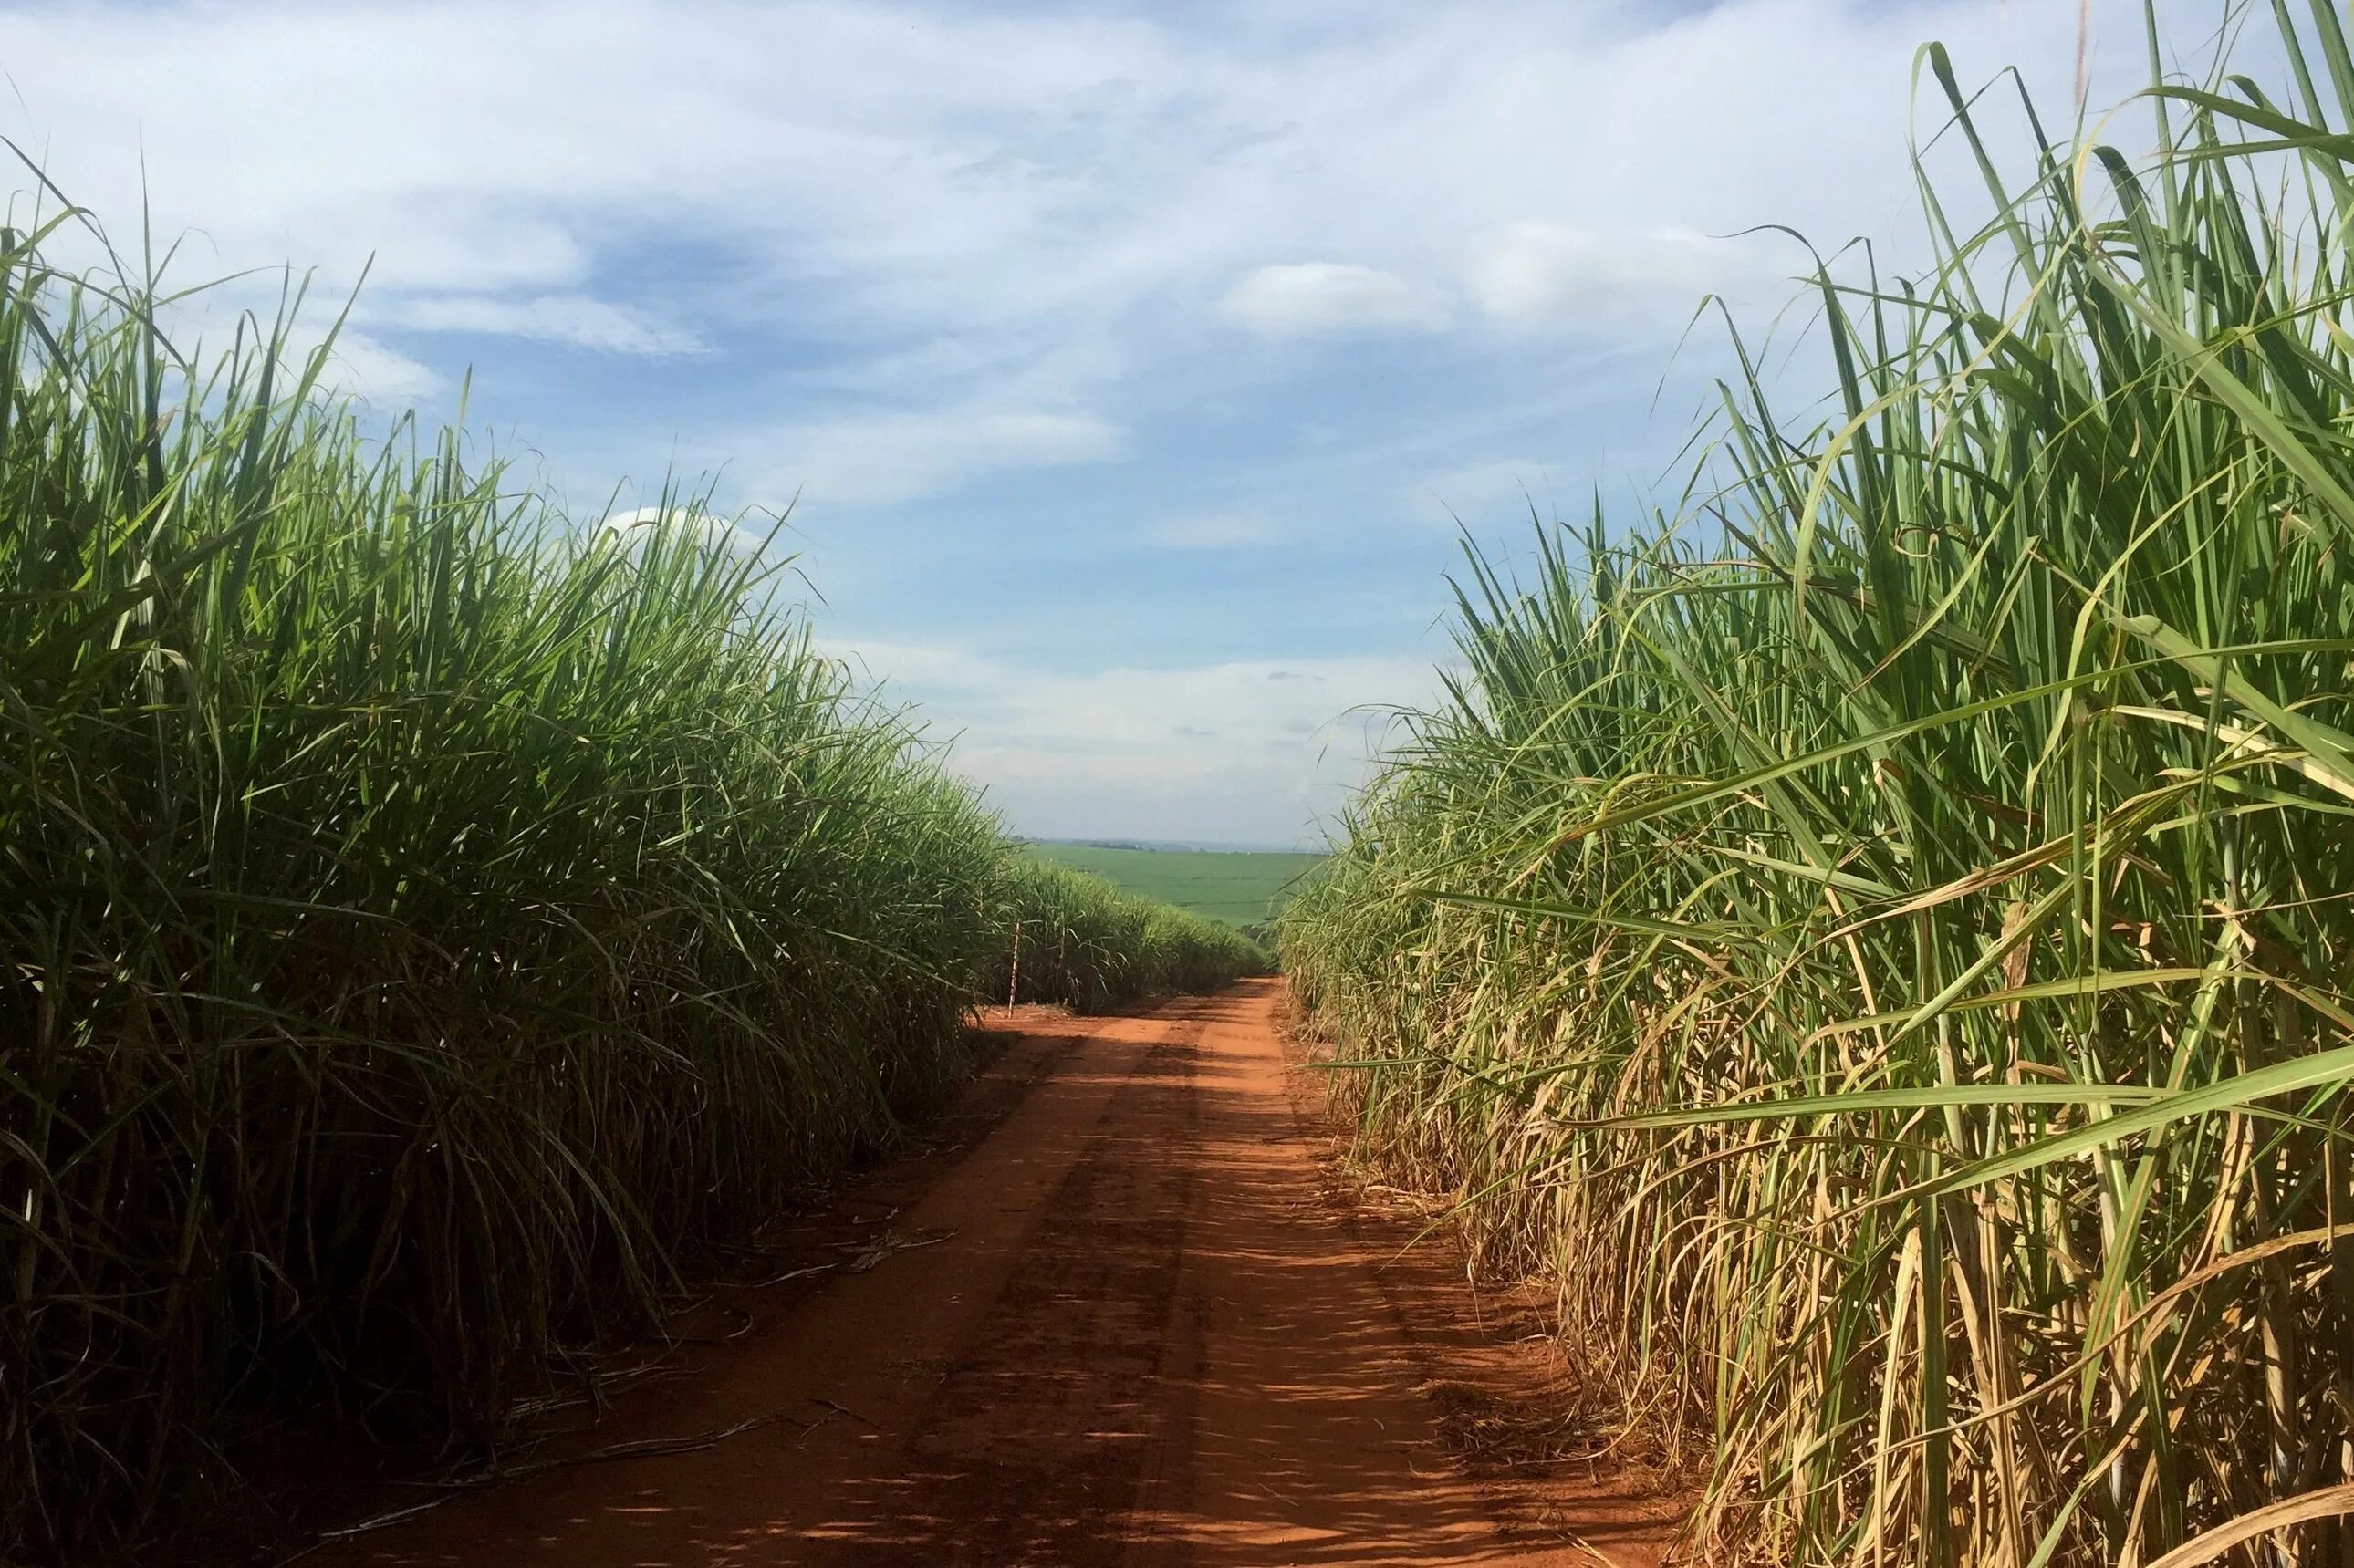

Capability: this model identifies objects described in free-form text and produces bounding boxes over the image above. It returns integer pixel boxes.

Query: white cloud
[837,639,1447,845]
[395,293,703,354]
[262,317,442,403]
[599,504,769,554]
[1214,262,1453,337]
[753,406,1122,508]
[0,0,2161,454]
[323,331,443,400]
[0,0,2162,371]
[1465,223,1779,328]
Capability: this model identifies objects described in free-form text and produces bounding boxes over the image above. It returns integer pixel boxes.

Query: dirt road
[311,981,1680,1566]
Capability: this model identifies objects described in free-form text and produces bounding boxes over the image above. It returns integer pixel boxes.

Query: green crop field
[1023,844,1323,929]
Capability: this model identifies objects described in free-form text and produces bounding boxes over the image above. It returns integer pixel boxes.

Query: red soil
[291,980,1684,1566]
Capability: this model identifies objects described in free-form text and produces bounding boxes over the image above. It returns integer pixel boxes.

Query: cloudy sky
[1,0,2210,846]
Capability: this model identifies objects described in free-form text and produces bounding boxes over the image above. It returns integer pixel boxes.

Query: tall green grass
[990,858,1268,1014]
[0,207,1246,1559]
[1285,6,2354,1563]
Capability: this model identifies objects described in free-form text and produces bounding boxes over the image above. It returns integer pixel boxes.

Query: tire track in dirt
[797,1018,1203,1562]
[303,981,1680,1567]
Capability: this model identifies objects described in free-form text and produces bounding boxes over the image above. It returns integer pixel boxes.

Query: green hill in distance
[1022,841,1325,929]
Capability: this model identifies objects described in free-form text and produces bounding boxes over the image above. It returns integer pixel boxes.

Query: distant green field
[1022,844,1325,929]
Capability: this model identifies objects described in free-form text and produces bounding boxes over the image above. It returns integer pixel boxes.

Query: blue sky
[2,0,2190,846]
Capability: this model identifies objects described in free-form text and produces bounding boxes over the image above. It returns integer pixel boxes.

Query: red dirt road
[311,981,1680,1566]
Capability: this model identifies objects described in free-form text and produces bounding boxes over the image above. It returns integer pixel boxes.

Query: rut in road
[314,980,1682,1566]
